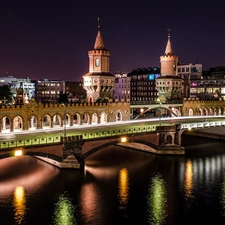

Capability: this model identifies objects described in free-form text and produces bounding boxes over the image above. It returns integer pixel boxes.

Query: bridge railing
[0,125,156,149]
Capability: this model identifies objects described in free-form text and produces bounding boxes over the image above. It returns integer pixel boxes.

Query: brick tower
[156,29,182,103]
[83,18,115,103]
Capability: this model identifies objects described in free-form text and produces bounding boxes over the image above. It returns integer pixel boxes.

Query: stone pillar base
[35,155,82,169]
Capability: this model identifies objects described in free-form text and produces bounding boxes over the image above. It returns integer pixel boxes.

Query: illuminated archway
[73,113,81,126]
[28,115,37,130]
[63,114,70,127]
[2,116,11,133]
[53,114,61,128]
[100,112,107,124]
[92,113,98,124]
[188,108,194,116]
[42,115,51,129]
[82,113,90,125]
[13,116,23,132]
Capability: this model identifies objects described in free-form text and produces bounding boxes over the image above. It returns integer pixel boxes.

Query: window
[95,58,99,67]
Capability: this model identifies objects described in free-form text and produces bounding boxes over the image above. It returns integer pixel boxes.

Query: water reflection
[184,160,193,199]
[13,186,26,225]
[220,174,225,219]
[53,192,76,225]
[146,174,167,225]
[118,168,129,211]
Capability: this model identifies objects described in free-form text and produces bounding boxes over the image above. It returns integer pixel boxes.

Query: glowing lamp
[15,150,23,156]
[121,137,127,143]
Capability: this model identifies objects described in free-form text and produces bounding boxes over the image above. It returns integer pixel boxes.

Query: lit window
[95,58,99,67]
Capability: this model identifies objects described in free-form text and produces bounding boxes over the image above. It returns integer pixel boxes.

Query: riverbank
[183,126,225,140]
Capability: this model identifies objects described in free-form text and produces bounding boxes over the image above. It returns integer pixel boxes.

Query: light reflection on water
[118,168,129,211]
[13,186,26,225]
[53,192,77,225]
[146,174,167,225]
[2,139,225,224]
[184,160,194,201]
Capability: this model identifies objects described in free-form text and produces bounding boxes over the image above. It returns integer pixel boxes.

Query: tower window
[95,58,99,67]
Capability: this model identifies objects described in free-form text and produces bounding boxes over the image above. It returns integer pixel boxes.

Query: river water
[0,135,225,225]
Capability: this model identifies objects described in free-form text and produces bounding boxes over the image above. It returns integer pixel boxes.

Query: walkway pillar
[61,135,84,169]
[156,125,185,154]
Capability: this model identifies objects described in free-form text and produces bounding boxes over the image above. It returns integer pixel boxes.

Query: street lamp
[62,103,66,138]
[157,98,162,126]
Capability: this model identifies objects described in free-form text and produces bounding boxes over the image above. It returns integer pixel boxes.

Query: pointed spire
[165,28,173,56]
[94,17,105,50]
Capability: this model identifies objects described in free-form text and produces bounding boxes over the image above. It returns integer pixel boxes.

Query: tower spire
[97,17,101,31]
[165,28,173,56]
[94,17,104,49]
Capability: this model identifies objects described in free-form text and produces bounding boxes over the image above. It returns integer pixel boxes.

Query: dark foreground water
[1,135,225,225]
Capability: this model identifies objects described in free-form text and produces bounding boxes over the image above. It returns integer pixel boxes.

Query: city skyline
[0,1,224,81]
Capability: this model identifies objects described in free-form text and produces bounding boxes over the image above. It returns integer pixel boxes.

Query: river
[0,135,225,225]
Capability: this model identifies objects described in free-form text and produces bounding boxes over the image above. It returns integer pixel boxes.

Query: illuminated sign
[148,74,155,80]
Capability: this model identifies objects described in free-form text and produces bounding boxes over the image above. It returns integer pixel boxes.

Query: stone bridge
[0,125,184,169]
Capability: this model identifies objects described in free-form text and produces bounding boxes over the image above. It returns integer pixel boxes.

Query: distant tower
[156,29,182,103]
[83,18,115,103]
[16,87,24,104]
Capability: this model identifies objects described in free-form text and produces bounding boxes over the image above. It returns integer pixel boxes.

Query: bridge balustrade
[0,125,156,149]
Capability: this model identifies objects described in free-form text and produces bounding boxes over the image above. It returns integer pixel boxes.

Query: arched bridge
[1,115,225,169]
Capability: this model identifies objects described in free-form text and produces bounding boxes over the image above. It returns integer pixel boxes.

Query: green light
[53,193,77,225]
[146,174,167,225]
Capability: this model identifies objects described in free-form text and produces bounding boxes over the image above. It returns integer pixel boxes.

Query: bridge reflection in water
[1,139,225,224]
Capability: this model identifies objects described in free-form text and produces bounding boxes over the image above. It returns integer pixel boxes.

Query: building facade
[128,67,160,104]
[114,71,130,101]
[190,66,225,100]
[35,79,65,103]
[177,63,202,98]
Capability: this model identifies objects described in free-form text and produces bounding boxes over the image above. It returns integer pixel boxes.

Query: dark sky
[0,1,224,81]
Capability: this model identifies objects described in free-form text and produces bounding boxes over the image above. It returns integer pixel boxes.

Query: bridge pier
[156,125,185,155]
[60,135,84,169]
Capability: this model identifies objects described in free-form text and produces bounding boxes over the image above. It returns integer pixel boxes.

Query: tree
[0,85,12,104]
[58,92,68,103]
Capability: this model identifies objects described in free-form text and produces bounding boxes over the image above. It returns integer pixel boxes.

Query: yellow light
[188,126,192,131]
[15,150,23,156]
[121,137,127,143]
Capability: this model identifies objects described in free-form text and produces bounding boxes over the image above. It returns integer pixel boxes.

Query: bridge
[0,115,225,169]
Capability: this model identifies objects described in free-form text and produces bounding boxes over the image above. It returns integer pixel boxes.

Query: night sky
[0,1,224,81]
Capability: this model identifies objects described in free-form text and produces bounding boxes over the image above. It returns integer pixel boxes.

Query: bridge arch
[28,115,37,130]
[100,112,107,123]
[82,112,90,125]
[92,113,98,124]
[188,108,194,116]
[42,114,51,129]
[13,116,23,132]
[0,151,62,162]
[2,116,11,133]
[82,138,158,159]
[73,113,81,125]
[53,114,61,128]
[63,113,71,127]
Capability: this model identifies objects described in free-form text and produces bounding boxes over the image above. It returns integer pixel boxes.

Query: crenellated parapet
[0,98,130,132]
[182,98,225,116]
[88,49,110,56]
